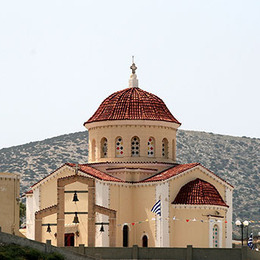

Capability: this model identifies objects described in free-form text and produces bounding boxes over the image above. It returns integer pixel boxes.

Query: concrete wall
[0,228,95,260]
[2,228,260,260]
[70,244,260,260]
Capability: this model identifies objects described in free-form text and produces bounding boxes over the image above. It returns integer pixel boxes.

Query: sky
[0,0,260,149]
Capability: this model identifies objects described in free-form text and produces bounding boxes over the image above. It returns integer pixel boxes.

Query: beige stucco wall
[109,169,229,248]
[36,166,89,246]
[28,164,231,248]
[0,172,20,235]
[109,183,156,247]
[86,120,179,164]
[169,207,226,247]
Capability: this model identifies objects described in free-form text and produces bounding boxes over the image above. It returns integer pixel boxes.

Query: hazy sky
[0,0,260,149]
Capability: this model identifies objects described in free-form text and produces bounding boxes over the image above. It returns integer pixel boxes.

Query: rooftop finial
[129,56,139,88]
[130,56,137,74]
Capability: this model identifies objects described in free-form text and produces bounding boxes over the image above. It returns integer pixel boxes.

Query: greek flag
[151,200,161,216]
[248,232,254,249]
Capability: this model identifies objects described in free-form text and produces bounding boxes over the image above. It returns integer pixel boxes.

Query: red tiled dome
[85,87,181,124]
[172,178,228,207]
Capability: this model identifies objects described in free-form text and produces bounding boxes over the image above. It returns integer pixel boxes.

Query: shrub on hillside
[0,244,64,260]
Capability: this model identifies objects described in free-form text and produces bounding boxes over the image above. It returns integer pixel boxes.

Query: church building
[26,61,233,248]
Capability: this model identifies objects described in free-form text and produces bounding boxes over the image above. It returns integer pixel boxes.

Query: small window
[213,225,219,248]
[131,136,140,157]
[162,138,168,158]
[101,138,108,158]
[148,137,155,157]
[115,137,124,157]
[123,225,129,247]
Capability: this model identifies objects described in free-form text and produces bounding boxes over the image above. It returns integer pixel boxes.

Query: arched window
[142,235,148,247]
[101,138,108,158]
[91,139,96,161]
[123,225,129,247]
[213,225,219,248]
[115,137,124,157]
[162,138,168,158]
[147,137,155,157]
[131,136,140,157]
[172,139,176,161]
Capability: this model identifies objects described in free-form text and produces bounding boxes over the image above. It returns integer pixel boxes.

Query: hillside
[0,129,259,236]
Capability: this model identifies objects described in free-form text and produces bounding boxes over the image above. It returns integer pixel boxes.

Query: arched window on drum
[91,139,96,161]
[172,139,176,161]
[101,137,108,158]
[115,137,124,157]
[162,138,168,158]
[213,224,219,248]
[131,136,140,157]
[147,137,155,157]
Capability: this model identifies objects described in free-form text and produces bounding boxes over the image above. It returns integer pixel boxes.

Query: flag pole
[159,195,162,247]
[151,196,162,247]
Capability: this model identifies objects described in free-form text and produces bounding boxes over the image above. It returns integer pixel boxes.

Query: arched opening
[131,136,140,157]
[115,137,124,157]
[213,224,219,248]
[101,137,108,158]
[162,138,168,158]
[142,235,148,247]
[148,137,155,157]
[123,225,129,247]
[91,139,96,161]
[172,139,176,161]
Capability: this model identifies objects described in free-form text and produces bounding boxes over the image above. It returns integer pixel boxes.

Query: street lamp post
[235,220,249,246]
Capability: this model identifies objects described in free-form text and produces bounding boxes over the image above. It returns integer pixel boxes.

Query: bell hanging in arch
[72,191,79,203]
[46,224,51,233]
[73,212,79,224]
[100,223,104,232]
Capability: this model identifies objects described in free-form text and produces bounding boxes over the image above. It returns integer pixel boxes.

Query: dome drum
[87,122,177,163]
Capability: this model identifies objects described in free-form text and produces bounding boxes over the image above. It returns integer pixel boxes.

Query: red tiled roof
[29,162,232,188]
[84,87,181,124]
[66,163,124,182]
[172,178,228,207]
[142,163,199,182]
[30,163,124,189]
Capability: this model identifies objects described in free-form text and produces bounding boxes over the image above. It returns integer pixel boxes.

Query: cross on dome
[130,56,137,74]
[129,56,139,88]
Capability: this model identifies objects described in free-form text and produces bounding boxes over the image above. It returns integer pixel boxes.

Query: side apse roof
[172,178,228,207]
